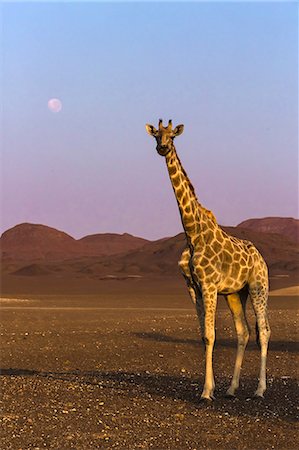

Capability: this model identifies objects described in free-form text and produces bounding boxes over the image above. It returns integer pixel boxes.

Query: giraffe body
[146,119,270,400]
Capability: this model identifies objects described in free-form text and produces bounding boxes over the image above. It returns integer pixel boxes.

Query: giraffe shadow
[0,368,297,423]
[132,332,299,353]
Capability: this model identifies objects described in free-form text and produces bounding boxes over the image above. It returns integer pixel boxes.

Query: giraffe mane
[176,153,217,224]
[201,206,217,224]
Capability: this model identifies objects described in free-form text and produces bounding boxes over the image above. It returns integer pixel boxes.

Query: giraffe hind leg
[225,288,250,397]
[249,284,271,398]
[255,321,260,348]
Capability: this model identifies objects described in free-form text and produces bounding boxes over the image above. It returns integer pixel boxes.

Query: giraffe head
[145,119,184,156]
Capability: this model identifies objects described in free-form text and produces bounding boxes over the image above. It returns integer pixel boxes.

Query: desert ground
[0,276,298,450]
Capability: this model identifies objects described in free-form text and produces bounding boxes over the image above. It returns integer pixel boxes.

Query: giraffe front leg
[225,292,250,397]
[196,286,217,401]
[179,248,197,305]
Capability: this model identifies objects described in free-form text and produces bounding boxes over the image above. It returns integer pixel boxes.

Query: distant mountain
[237,217,299,243]
[1,223,80,262]
[12,263,51,276]
[79,232,148,256]
[1,220,298,280]
[66,226,299,279]
[77,233,187,278]
[0,223,149,267]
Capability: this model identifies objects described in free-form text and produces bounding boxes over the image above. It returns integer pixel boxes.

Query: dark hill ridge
[1,223,150,263]
[79,232,148,256]
[78,233,187,278]
[1,223,80,261]
[13,263,51,277]
[79,226,298,279]
[1,218,298,279]
[237,217,299,243]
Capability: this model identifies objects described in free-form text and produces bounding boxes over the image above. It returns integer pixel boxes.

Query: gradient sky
[1,2,298,240]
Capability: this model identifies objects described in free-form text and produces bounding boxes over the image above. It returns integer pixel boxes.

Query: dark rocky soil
[0,293,298,449]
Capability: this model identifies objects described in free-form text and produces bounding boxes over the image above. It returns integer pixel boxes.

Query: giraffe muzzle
[157,145,170,156]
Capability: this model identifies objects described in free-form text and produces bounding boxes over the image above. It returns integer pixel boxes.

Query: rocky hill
[1,220,298,281]
[79,232,148,256]
[1,223,80,262]
[237,217,299,243]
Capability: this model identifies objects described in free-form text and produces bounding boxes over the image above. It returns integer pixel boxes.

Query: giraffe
[146,119,270,401]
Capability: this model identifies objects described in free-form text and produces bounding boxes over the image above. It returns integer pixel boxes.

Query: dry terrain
[0,278,298,450]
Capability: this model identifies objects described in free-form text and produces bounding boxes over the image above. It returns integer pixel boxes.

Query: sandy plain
[0,276,298,450]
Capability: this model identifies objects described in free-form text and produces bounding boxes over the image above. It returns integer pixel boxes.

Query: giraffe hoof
[225,392,236,399]
[253,393,265,400]
[199,396,214,403]
[254,387,265,399]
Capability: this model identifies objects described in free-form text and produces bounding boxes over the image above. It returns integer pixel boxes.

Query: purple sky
[1,2,298,240]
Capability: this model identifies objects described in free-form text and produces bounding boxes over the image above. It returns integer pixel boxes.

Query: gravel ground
[0,295,298,449]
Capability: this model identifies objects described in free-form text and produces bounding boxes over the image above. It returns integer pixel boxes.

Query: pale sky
[1,2,298,239]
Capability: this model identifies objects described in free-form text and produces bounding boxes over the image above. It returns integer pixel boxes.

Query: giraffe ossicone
[146,119,270,401]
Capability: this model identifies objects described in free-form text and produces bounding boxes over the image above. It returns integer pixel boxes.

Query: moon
[48,98,62,113]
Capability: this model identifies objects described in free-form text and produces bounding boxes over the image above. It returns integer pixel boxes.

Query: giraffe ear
[172,124,184,137]
[145,124,158,137]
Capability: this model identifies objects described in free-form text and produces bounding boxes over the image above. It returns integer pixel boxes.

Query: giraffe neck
[165,147,202,248]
